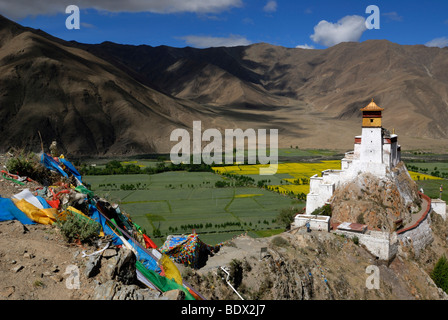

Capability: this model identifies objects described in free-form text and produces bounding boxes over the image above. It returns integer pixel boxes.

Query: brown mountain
[1,15,448,157]
[0,15,237,157]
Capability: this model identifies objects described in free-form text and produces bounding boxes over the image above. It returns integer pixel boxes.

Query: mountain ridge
[1,15,448,156]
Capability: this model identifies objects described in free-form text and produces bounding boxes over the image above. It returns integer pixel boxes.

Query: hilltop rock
[96,247,136,285]
[330,162,421,232]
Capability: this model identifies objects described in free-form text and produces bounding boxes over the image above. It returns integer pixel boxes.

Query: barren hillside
[179,224,448,300]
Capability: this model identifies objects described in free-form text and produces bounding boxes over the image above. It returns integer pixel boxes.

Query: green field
[81,150,448,247]
[404,161,448,202]
[84,171,301,246]
[413,179,448,202]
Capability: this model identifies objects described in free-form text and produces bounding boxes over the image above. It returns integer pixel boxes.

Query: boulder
[93,280,161,300]
[84,255,101,278]
[114,247,136,285]
[162,289,185,300]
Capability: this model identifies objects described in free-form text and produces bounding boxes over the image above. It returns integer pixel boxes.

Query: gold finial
[392,128,395,134]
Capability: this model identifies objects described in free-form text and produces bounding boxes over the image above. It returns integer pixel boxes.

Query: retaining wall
[396,193,433,258]
[431,199,446,220]
[334,229,398,261]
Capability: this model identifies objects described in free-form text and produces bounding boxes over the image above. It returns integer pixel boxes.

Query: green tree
[276,207,298,230]
[215,180,228,188]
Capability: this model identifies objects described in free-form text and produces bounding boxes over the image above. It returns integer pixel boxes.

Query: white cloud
[80,22,95,28]
[0,0,243,19]
[295,44,315,49]
[425,37,448,48]
[263,1,277,13]
[310,15,367,47]
[382,11,403,22]
[179,34,251,48]
[242,17,254,25]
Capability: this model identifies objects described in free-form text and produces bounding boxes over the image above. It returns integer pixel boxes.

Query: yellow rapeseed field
[234,194,264,198]
[267,184,310,195]
[213,161,443,197]
[213,160,341,177]
[408,171,443,181]
[213,161,341,196]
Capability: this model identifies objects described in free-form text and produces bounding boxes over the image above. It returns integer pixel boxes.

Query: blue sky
[1,0,447,49]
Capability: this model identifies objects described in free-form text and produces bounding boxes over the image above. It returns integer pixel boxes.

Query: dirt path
[405,196,430,230]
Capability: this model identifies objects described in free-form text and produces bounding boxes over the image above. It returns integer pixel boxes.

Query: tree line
[79,160,214,176]
[407,164,448,179]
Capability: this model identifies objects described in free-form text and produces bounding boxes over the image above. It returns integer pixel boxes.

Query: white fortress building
[306,99,401,214]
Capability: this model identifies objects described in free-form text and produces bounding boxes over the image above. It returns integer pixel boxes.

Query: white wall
[383,143,391,168]
[354,138,361,159]
[305,193,325,214]
[309,174,322,194]
[341,158,351,170]
[293,214,330,232]
[431,199,446,220]
[306,174,335,214]
[397,214,433,258]
[360,127,383,164]
[334,229,398,261]
[307,174,334,214]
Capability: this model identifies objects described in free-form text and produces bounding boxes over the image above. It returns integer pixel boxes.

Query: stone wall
[397,193,434,258]
[397,214,433,258]
[431,199,446,220]
[333,193,435,261]
[334,229,398,261]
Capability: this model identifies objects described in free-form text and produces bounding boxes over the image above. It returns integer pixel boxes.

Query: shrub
[356,213,365,224]
[55,213,101,244]
[271,236,289,247]
[431,255,448,294]
[5,149,63,185]
[33,280,45,288]
[6,151,38,179]
[311,204,332,217]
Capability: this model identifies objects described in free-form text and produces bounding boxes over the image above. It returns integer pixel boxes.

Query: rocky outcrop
[330,162,421,232]
[263,248,315,300]
[183,230,448,300]
[93,280,160,300]
[85,246,164,300]
[390,162,421,209]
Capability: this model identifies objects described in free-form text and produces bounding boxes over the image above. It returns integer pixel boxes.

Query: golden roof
[360,99,384,111]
